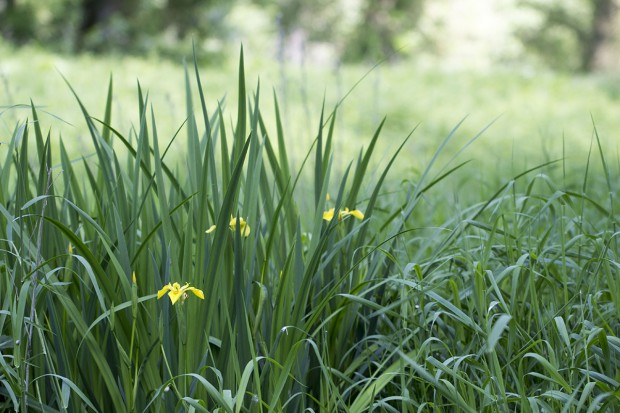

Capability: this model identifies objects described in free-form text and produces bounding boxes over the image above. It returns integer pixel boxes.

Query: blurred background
[2,0,620,178]
[3,0,620,72]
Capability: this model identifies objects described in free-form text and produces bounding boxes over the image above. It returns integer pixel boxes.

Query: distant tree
[586,0,619,70]
[0,0,35,43]
[518,0,620,71]
[74,0,149,51]
[255,0,425,63]
[71,0,235,54]
[273,0,341,41]
[164,0,233,40]
[343,0,425,62]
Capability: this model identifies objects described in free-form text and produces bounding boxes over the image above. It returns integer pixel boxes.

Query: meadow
[1,45,619,412]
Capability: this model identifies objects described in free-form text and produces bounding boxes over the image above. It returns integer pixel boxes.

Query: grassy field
[3,43,620,167]
[1,45,619,411]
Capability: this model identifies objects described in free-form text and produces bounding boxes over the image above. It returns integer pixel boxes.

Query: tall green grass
[1,49,619,412]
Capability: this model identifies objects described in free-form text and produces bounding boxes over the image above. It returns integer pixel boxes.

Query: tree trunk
[76,0,138,50]
[79,0,120,35]
[583,0,620,71]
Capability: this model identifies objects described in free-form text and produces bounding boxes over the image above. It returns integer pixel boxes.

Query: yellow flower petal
[166,282,183,304]
[349,209,364,220]
[158,282,204,305]
[229,217,250,237]
[323,208,335,221]
[241,221,250,237]
[207,218,251,237]
[185,286,205,300]
[157,283,172,299]
[168,289,184,305]
[336,207,364,221]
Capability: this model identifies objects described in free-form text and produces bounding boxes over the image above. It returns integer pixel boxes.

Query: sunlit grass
[2,41,620,172]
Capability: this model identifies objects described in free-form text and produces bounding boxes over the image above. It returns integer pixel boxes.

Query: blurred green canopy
[1,0,619,72]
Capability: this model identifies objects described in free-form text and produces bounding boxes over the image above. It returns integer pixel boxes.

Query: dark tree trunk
[1,0,23,42]
[583,0,620,71]
[77,0,132,49]
[79,0,119,36]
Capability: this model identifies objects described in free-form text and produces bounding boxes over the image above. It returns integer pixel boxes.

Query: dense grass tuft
[0,50,619,412]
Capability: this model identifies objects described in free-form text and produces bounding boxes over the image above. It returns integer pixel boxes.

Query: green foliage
[517,0,620,72]
[259,0,426,62]
[0,0,235,56]
[0,0,37,44]
[0,0,427,62]
[516,0,590,71]
[260,0,346,45]
[343,0,425,62]
[0,48,619,412]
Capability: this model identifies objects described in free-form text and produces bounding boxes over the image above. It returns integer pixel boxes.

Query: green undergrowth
[0,49,619,412]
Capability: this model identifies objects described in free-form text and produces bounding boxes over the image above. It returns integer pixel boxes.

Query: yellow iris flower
[205,216,250,237]
[157,282,205,305]
[323,207,364,222]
